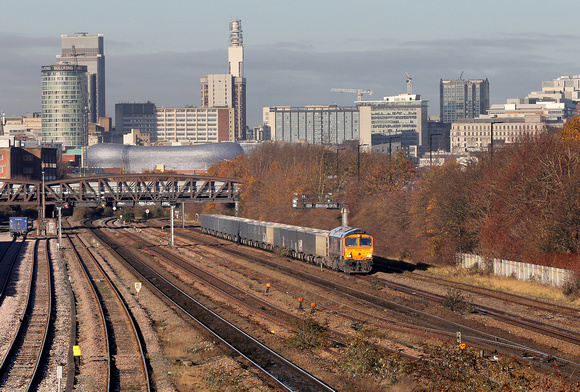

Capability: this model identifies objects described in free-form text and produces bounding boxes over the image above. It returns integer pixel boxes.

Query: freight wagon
[9,217,31,238]
[200,214,373,273]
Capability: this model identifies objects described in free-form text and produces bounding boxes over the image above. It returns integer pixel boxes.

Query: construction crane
[405,73,412,95]
[70,45,83,66]
[330,88,373,101]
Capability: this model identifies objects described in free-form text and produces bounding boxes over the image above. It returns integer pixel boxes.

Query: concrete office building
[2,113,42,142]
[357,94,428,153]
[41,64,88,149]
[57,33,105,123]
[450,116,546,154]
[201,20,246,140]
[262,105,364,145]
[488,101,577,123]
[440,77,489,123]
[155,107,234,143]
[526,75,580,103]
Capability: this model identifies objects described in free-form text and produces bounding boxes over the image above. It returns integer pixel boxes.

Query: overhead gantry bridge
[0,173,242,208]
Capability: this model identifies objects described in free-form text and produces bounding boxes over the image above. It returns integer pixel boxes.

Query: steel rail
[72,231,151,391]
[65,232,111,392]
[0,240,53,390]
[90,218,336,392]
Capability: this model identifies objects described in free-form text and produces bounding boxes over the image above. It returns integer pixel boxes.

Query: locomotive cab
[328,227,373,273]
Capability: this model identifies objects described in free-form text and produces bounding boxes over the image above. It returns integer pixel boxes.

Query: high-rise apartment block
[57,33,105,123]
[440,77,489,123]
[201,20,246,140]
[41,64,88,148]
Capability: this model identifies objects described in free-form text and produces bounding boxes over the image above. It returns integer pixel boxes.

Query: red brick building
[0,145,58,181]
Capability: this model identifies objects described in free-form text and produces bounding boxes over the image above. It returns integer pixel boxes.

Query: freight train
[9,217,31,237]
[200,214,373,273]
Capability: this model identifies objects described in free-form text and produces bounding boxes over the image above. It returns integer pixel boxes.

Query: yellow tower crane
[330,88,373,101]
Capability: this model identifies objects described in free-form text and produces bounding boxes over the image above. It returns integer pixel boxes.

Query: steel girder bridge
[0,173,242,208]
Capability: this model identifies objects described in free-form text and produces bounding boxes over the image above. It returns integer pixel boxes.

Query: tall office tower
[57,33,105,123]
[41,64,88,148]
[201,20,246,140]
[440,77,489,123]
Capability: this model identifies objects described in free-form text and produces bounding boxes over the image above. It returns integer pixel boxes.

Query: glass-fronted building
[41,64,88,149]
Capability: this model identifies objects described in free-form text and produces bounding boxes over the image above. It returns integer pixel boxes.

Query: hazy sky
[1,0,579,127]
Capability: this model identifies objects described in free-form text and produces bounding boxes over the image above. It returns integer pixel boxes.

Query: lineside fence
[456,253,575,287]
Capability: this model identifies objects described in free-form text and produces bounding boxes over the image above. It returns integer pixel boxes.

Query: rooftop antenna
[459,71,464,80]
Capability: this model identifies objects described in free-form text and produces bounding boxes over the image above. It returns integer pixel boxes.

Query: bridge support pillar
[235,200,239,217]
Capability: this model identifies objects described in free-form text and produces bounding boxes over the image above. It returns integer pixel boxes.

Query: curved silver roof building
[87,142,244,173]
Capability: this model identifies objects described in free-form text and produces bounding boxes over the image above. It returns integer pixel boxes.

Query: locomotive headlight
[346,253,352,258]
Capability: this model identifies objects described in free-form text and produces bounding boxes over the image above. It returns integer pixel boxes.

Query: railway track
[157,223,580,380]
[112,219,430,366]
[398,269,580,320]
[0,239,53,390]
[66,230,151,391]
[371,276,580,345]
[89,218,336,392]
[0,237,23,303]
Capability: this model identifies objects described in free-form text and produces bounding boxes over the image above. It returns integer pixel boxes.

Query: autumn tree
[471,131,580,266]
[409,160,481,264]
[347,151,417,258]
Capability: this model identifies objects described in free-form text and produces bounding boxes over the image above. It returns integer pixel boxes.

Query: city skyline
[1,0,579,128]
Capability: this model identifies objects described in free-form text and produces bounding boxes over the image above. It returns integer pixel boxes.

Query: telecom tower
[228,20,244,77]
[201,20,246,140]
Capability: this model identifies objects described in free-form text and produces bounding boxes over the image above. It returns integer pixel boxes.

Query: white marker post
[57,365,63,392]
[135,282,142,299]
